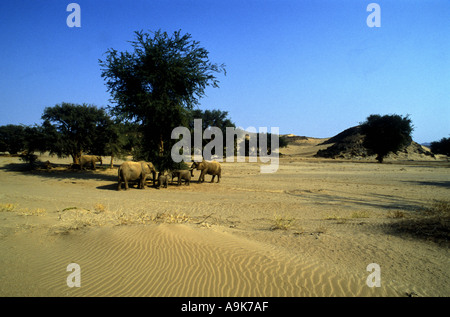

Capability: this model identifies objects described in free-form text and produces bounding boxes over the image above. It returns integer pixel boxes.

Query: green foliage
[188,109,235,132]
[20,125,48,166]
[430,137,450,156]
[188,108,235,157]
[360,114,413,163]
[42,103,115,163]
[279,136,289,148]
[99,29,226,170]
[0,124,26,154]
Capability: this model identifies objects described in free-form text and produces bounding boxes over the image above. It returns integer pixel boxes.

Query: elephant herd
[77,154,221,191]
[117,160,222,191]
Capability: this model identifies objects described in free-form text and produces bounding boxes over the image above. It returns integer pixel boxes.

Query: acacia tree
[360,114,413,163]
[42,103,115,164]
[99,29,226,170]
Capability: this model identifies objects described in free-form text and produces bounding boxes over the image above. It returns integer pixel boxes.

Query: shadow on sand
[401,180,450,189]
[0,161,118,183]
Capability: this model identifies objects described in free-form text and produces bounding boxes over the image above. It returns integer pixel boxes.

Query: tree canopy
[99,29,226,169]
[42,102,115,164]
[360,114,413,163]
[0,124,26,154]
[430,137,450,156]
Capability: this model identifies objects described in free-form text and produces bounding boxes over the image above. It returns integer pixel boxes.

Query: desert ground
[0,138,449,297]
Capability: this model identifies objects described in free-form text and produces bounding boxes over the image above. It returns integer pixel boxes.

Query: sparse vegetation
[387,210,406,219]
[270,214,295,231]
[350,211,371,219]
[0,203,46,216]
[52,204,194,234]
[0,203,17,212]
[389,200,450,244]
[324,211,371,222]
[93,203,107,213]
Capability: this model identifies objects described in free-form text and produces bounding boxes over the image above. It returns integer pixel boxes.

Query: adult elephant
[191,160,221,183]
[117,161,157,191]
[80,155,102,170]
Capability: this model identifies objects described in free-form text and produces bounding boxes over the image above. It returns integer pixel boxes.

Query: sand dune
[0,224,393,297]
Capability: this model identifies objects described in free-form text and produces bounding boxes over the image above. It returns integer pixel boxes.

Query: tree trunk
[159,134,164,157]
[376,154,384,163]
[72,154,81,165]
[110,153,114,169]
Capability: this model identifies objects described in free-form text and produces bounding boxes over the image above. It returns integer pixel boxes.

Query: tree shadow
[401,180,450,189]
[96,183,119,191]
[0,162,118,183]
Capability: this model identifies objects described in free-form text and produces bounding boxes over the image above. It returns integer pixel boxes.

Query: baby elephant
[157,173,169,189]
[172,170,191,186]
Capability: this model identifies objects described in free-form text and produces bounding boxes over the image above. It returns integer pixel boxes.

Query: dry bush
[270,214,295,231]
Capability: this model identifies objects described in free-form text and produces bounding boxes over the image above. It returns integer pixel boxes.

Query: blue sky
[0,0,448,143]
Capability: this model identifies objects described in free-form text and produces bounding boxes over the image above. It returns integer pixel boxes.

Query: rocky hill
[314,126,438,161]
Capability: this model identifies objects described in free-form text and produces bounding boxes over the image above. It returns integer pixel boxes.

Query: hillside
[281,127,446,161]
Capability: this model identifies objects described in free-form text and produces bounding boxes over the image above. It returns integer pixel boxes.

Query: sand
[0,142,449,297]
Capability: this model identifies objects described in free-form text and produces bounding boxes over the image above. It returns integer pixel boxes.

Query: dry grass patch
[0,203,46,216]
[350,211,371,219]
[324,214,348,224]
[52,204,193,234]
[387,210,406,219]
[388,200,450,245]
[270,214,295,231]
[0,203,17,212]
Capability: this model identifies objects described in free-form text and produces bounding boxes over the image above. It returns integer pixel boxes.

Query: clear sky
[0,0,448,143]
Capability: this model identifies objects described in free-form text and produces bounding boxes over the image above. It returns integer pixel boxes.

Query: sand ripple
[0,224,396,297]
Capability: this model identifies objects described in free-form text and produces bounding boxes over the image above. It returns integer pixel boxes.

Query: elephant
[117,161,157,191]
[191,160,221,183]
[171,170,191,186]
[156,172,169,189]
[80,155,102,170]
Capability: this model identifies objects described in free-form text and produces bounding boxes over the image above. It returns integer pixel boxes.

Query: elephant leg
[199,171,205,183]
[118,179,122,191]
[210,175,215,183]
[124,179,129,190]
[217,174,220,183]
